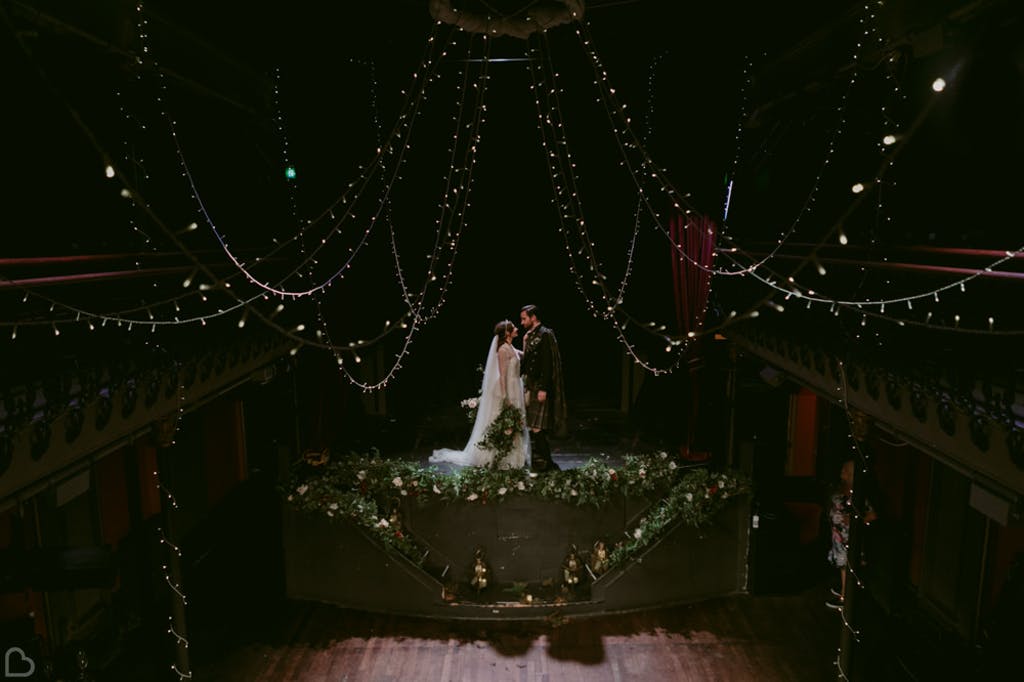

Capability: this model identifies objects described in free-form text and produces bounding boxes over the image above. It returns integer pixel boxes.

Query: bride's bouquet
[477,400,525,468]
[459,396,479,423]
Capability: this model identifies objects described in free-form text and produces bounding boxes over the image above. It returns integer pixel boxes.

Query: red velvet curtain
[669,213,717,459]
[669,213,717,337]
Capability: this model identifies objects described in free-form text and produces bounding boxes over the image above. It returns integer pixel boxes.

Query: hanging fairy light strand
[317,32,493,389]
[2,3,326,352]
[1,19,432,356]
[145,14,459,299]
[722,52,754,224]
[397,31,489,323]
[532,32,711,365]
[0,5,444,358]
[271,66,313,286]
[155,374,191,680]
[113,86,158,259]
[258,45,474,329]
[571,0,896,283]
[701,32,1024,335]
[136,5,455,309]
[526,36,685,374]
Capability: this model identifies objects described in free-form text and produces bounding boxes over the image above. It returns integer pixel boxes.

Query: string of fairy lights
[567,0,1022,340]
[3,1,1023,392]
[7,6,1022,681]
[154,372,191,680]
[136,7,500,376]
[113,86,158,260]
[722,53,753,224]
[573,10,871,281]
[318,32,493,390]
[151,16,456,300]
[526,35,686,374]
[5,8,479,367]
[383,30,488,325]
[831,362,875,681]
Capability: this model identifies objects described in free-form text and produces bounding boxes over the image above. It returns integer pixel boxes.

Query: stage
[282,447,750,621]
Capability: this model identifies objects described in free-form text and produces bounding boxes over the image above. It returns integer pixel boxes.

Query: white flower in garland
[516,481,526,491]
[327,510,334,517]
[467,493,479,501]
[378,518,390,528]
[287,495,294,502]
[685,492,694,502]
[659,451,668,459]
[329,502,339,511]
[633,527,643,539]
[432,484,442,494]
[392,476,403,488]
[570,489,578,496]
[638,468,647,478]
[498,487,508,496]
[297,484,309,496]
[669,461,677,470]
[356,470,366,481]
[400,489,408,496]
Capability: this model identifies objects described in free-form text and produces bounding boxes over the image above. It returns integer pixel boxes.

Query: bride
[430,320,530,469]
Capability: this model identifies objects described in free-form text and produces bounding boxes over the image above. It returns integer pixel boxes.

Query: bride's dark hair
[493,320,515,344]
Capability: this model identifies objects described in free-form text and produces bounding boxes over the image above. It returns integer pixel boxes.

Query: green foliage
[283,450,750,570]
[476,400,525,469]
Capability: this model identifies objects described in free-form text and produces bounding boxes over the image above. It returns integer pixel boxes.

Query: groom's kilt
[524,390,551,431]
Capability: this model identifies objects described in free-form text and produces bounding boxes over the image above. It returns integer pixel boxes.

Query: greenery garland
[476,400,525,469]
[284,450,749,572]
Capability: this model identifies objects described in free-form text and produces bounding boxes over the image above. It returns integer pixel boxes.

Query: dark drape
[669,213,717,459]
[669,213,717,336]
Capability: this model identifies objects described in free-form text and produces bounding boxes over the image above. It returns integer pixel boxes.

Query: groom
[520,305,567,472]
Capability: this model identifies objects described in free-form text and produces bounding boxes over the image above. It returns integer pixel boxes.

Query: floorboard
[194,588,837,681]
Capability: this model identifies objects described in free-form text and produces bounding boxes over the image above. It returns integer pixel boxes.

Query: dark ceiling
[2,0,1023,397]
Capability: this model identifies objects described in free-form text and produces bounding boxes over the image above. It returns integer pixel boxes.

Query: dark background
[3,0,1024,439]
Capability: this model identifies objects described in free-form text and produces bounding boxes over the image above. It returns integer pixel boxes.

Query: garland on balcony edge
[284,450,749,572]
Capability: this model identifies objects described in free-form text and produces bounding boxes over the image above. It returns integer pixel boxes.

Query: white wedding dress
[430,337,530,469]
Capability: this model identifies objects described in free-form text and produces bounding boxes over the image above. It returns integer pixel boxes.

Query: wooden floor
[195,589,838,681]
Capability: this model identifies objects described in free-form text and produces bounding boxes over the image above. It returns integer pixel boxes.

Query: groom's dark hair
[521,304,540,320]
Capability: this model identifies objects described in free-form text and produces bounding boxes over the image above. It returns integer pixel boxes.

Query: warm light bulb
[838,230,849,245]
[105,165,115,178]
[932,77,946,92]
[851,182,865,194]
[882,134,896,145]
